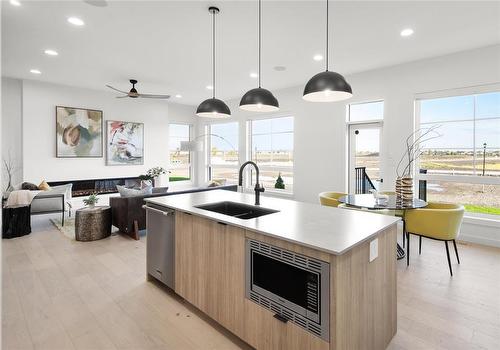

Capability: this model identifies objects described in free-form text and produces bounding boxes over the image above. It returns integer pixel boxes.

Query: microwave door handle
[273,313,289,323]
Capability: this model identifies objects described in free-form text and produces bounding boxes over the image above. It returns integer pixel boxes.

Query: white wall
[1,78,196,184]
[1,77,23,189]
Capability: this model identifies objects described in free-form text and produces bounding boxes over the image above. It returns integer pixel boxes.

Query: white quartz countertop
[145,190,400,255]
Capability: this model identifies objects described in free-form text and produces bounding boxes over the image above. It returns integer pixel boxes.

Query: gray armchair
[31,184,73,225]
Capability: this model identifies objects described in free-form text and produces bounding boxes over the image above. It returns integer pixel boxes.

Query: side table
[2,205,32,239]
[75,206,112,241]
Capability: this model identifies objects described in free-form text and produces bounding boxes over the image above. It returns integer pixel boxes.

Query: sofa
[109,184,238,240]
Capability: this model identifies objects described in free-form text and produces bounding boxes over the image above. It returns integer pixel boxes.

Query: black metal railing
[355,167,376,194]
[418,169,427,201]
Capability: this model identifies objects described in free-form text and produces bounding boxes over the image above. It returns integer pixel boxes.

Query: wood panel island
[144,190,400,350]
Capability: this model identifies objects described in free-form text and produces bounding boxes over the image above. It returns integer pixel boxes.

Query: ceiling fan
[105,79,170,99]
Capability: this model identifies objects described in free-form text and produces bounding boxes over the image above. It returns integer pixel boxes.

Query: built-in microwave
[245,239,330,341]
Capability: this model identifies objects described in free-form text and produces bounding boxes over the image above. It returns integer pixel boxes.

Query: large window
[208,122,239,184]
[169,124,191,182]
[417,91,500,216]
[249,117,294,193]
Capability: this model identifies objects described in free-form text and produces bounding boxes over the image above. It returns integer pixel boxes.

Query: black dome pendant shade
[303,71,352,102]
[303,0,352,102]
[196,98,231,118]
[239,0,279,112]
[196,6,231,118]
[240,87,279,112]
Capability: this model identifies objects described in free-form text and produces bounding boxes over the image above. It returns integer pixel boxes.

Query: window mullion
[473,94,477,175]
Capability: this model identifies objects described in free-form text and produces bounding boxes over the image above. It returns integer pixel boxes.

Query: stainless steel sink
[195,201,279,220]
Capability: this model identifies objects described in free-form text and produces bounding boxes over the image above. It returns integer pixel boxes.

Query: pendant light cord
[326,0,329,72]
[258,0,262,88]
[212,9,216,98]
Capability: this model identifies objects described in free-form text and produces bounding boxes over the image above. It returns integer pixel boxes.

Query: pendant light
[196,6,231,118]
[239,0,279,112]
[303,0,352,102]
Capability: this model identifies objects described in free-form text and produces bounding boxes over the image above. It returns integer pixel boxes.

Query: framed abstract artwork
[106,120,144,165]
[56,106,103,158]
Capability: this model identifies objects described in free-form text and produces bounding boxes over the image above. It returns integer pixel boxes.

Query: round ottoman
[75,206,111,241]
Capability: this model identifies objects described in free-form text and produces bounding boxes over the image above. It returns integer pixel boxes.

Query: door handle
[142,205,173,216]
[273,313,289,323]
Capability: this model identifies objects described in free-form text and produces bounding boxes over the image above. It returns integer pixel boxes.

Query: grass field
[169,176,190,182]
[464,205,500,215]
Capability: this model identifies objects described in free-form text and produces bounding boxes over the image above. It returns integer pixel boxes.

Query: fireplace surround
[47,177,141,197]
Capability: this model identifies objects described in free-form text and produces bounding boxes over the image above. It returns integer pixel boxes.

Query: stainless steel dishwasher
[144,204,175,289]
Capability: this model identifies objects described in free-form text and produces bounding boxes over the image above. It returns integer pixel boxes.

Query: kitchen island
[145,190,400,350]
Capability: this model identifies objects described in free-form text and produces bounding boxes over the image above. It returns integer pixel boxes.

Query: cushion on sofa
[117,185,153,197]
[21,182,39,190]
[38,180,51,191]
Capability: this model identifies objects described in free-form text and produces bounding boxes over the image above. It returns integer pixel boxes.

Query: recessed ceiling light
[249,72,258,78]
[206,85,213,90]
[10,0,21,6]
[67,17,85,26]
[44,49,58,56]
[175,94,182,98]
[313,54,323,61]
[273,66,286,72]
[30,69,41,74]
[400,28,414,37]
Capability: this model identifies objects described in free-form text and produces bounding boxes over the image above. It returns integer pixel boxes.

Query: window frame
[206,121,240,184]
[247,115,294,195]
[168,123,193,184]
[347,99,385,124]
[346,100,385,192]
[414,84,500,220]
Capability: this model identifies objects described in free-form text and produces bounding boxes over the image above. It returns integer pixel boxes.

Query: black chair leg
[419,235,422,255]
[407,232,410,266]
[452,239,460,264]
[445,241,453,276]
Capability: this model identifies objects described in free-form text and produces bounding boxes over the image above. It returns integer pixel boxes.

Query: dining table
[338,194,428,260]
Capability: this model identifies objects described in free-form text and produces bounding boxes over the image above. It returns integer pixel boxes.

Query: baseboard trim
[458,233,500,249]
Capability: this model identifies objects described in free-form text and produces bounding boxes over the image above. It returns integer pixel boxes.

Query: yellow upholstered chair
[404,202,464,275]
[319,192,347,208]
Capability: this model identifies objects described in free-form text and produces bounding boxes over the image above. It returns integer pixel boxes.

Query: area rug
[50,218,76,240]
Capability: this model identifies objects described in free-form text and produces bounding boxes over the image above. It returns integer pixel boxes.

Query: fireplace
[48,177,141,197]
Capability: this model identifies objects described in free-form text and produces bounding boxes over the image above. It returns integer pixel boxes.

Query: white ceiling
[2,1,500,105]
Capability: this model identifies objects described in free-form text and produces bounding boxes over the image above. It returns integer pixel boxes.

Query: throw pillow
[21,182,39,190]
[38,180,51,191]
[152,187,169,194]
[116,184,153,197]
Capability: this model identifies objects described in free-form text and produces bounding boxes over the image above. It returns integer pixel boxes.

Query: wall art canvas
[56,106,103,158]
[106,120,144,165]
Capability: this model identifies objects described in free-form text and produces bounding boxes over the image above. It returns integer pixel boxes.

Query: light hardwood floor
[2,215,500,350]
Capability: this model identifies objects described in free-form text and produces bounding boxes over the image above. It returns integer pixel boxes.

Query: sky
[354,92,499,152]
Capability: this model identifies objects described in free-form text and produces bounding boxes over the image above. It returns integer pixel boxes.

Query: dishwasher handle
[143,205,174,216]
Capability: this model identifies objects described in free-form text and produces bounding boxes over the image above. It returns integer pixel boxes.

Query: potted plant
[274,173,285,190]
[146,167,170,187]
[83,193,98,209]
